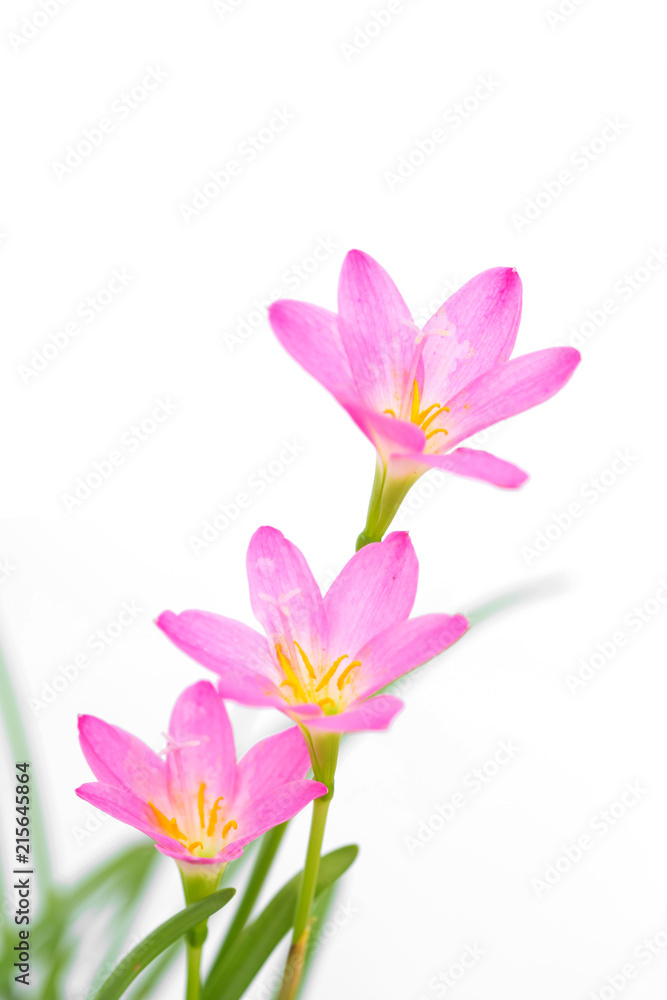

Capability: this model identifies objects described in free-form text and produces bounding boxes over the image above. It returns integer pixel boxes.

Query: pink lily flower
[157,528,468,736]
[76,680,327,868]
[268,250,581,545]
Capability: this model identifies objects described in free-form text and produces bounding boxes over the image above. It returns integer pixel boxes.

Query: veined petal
[303,695,404,733]
[78,715,166,804]
[352,613,469,701]
[421,267,522,402]
[268,300,358,405]
[338,249,417,411]
[389,447,528,489]
[224,779,328,859]
[75,781,179,847]
[324,532,418,655]
[166,682,237,820]
[156,610,283,709]
[233,726,311,817]
[435,347,581,450]
[247,526,328,665]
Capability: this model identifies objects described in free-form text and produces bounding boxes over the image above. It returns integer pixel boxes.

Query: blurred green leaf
[91,888,235,1000]
[125,943,180,1000]
[203,845,359,1000]
[218,821,288,960]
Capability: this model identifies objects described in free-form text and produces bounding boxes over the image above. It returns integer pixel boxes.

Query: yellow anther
[222,820,237,839]
[336,660,361,690]
[417,403,441,424]
[420,404,450,432]
[410,379,421,423]
[148,803,187,842]
[207,796,225,837]
[276,644,308,701]
[383,408,396,417]
[426,428,448,439]
[197,782,206,829]
[315,654,348,692]
[187,841,203,855]
[294,641,316,680]
[318,697,335,710]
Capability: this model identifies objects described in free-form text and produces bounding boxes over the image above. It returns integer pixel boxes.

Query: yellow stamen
[148,803,187,842]
[416,403,441,424]
[187,841,203,855]
[336,660,361,690]
[426,428,448,439]
[315,654,348,692]
[383,408,396,417]
[206,796,225,837]
[222,820,237,839]
[410,379,421,423]
[276,644,308,701]
[420,404,450,432]
[293,641,316,680]
[318,697,335,710]
[197,782,206,829]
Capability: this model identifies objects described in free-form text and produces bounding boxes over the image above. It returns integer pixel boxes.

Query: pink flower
[76,681,326,866]
[268,250,581,543]
[157,528,468,735]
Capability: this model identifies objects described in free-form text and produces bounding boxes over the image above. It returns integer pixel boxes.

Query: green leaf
[125,943,180,1000]
[203,845,358,1000]
[218,821,288,959]
[91,888,235,1000]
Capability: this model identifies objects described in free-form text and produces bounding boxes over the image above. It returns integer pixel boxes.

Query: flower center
[384,379,450,443]
[275,642,361,712]
[148,783,237,858]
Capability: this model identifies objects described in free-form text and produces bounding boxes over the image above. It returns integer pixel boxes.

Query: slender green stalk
[292,796,331,945]
[185,943,203,1000]
[356,457,386,550]
[179,863,226,1000]
[219,822,287,958]
[277,734,339,1000]
[356,456,418,550]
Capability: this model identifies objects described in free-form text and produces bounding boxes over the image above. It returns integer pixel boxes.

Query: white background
[1,0,666,997]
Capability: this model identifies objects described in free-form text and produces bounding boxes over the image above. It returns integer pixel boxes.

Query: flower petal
[166,682,237,813]
[268,300,358,405]
[324,532,418,655]
[233,726,311,817]
[156,610,284,709]
[431,347,581,449]
[389,447,528,489]
[341,398,425,458]
[303,695,405,732]
[352,613,469,700]
[338,249,417,411]
[78,715,166,803]
[421,267,522,402]
[75,781,180,850]
[247,526,328,664]
[223,779,328,859]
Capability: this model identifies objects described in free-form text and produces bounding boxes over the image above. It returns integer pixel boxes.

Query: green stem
[277,734,339,1000]
[356,457,386,550]
[218,822,287,958]
[292,795,331,944]
[179,863,225,1000]
[185,942,202,1000]
[356,456,418,550]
